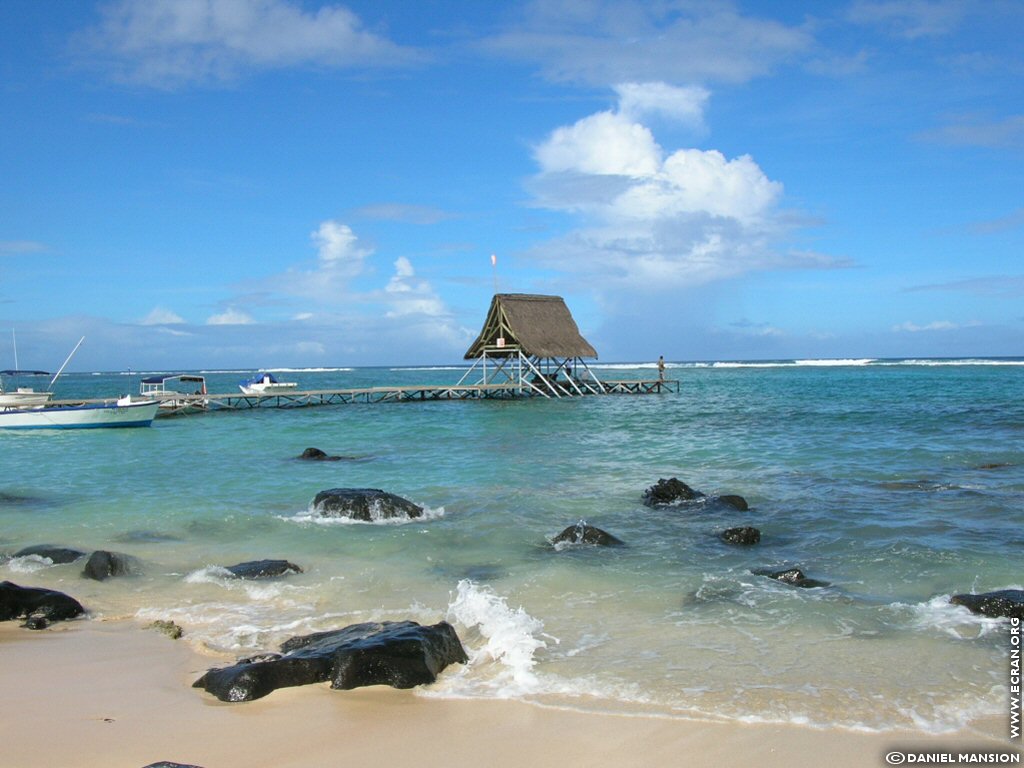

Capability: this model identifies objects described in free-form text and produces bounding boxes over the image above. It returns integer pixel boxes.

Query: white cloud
[892,320,958,332]
[0,240,47,254]
[140,306,185,325]
[385,257,447,318]
[613,82,709,129]
[848,0,966,39]
[526,85,826,290]
[79,0,424,87]
[313,220,371,272]
[207,308,255,325]
[483,1,811,86]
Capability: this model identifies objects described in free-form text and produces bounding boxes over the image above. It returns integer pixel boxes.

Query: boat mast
[49,336,85,390]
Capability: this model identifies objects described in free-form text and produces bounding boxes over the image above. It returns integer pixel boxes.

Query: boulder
[297,447,342,461]
[311,489,424,522]
[0,580,85,629]
[224,559,303,579]
[752,568,829,589]
[642,478,705,507]
[721,526,761,545]
[715,495,749,511]
[552,523,624,547]
[193,620,468,702]
[148,620,185,639]
[950,589,1024,620]
[13,545,86,564]
[82,550,141,581]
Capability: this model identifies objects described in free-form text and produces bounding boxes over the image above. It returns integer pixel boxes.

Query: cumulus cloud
[207,308,255,325]
[140,306,185,325]
[77,0,425,87]
[526,85,832,291]
[385,257,448,318]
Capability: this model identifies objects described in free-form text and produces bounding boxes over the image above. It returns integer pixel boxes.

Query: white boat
[140,373,208,413]
[0,370,54,409]
[0,396,159,430]
[239,372,298,395]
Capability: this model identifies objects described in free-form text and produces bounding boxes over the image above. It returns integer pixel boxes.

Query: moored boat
[0,396,159,430]
[0,370,54,409]
[239,372,298,395]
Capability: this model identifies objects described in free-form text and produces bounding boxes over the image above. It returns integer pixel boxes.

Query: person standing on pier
[657,356,665,381]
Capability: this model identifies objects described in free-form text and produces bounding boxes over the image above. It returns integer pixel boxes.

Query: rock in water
[224,559,303,579]
[193,620,468,702]
[950,589,1024,620]
[715,495,749,511]
[0,581,85,628]
[642,478,705,507]
[752,567,829,589]
[297,447,342,461]
[13,545,86,564]
[81,550,140,581]
[311,488,424,521]
[720,527,761,545]
[552,523,624,547]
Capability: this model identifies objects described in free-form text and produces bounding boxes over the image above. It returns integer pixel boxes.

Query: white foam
[898,594,1009,639]
[280,503,446,527]
[6,554,56,573]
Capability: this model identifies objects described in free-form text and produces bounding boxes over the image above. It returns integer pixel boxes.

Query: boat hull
[0,400,160,430]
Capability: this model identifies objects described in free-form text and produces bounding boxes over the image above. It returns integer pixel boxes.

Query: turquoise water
[2,359,1022,732]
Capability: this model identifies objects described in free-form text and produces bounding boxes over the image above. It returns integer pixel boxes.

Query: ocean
[2,358,1022,733]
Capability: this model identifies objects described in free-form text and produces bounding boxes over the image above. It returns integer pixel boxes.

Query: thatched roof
[464,294,598,360]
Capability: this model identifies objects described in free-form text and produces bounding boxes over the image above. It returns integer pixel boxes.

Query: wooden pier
[41,377,678,417]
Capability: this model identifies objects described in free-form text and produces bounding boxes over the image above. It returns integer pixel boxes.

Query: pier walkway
[45,378,678,417]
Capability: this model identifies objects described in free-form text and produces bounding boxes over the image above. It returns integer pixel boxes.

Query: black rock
[715,495,749,511]
[721,526,761,545]
[193,620,468,702]
[0,580,85,628]
[297,447,342,461]
[13,545,86,564]
[552,523,624,547]
[224,559,303,579]
[82,550,141,581]
[642,478,705,507]
[141,762,205,768]
[752,567,829,589]
[311,488,424,522]
[950,590,1024,620]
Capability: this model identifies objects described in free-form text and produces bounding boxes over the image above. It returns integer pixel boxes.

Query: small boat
[0,396,159,430]
[140,373,208,413]
[0,370,54,409]
[239,372,298,395]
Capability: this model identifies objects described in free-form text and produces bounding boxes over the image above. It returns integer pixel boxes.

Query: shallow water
[2,359,1022,732]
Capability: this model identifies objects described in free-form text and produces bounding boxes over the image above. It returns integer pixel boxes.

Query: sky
[1,0,1022,371]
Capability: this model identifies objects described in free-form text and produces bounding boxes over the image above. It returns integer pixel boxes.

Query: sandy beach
[0,619,1014,768]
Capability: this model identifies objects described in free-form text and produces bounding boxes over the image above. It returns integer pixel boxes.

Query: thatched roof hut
[464,294,598,360]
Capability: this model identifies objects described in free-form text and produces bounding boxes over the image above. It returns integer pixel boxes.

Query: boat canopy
[241,372,281,385]
[141,374,207,385]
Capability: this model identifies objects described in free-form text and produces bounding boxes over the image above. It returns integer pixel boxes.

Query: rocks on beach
[720,526,761,546]
[13,544,87,564]
[193,620,468,702]
[642,478,749,511]
[0,580,85,629]
[82,550,141,581]
[552,523,624,547]
[223,559,303,580]
[950,589,1024,620]
[752,568,830,589]
[311,488,424,522]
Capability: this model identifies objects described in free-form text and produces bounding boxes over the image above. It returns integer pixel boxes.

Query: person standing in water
[657,355,665,381]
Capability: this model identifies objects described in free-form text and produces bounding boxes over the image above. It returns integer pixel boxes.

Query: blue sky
[1,0,1022,370]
